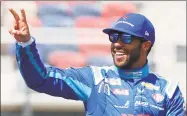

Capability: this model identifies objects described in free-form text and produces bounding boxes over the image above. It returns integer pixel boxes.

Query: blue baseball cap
[103,13,155,45]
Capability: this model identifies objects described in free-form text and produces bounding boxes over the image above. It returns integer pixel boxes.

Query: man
[9,8,185,116]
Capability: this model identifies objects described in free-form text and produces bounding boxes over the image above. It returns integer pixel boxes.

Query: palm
[9,8,31,42]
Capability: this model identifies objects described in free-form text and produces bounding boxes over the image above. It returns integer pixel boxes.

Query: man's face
[110,33,143,69]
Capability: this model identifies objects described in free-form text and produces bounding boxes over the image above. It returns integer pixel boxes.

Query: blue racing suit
[16,37,185,116]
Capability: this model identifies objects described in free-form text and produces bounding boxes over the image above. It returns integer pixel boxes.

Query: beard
[112,44,141,69]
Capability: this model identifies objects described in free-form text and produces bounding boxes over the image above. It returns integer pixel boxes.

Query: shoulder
[89,65,115,85]
[149,71,179,99]
[89,65,114,74]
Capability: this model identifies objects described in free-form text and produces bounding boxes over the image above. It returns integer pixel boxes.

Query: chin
[116,64,132,69]
[113,57,133,69]
[114,60,129,68]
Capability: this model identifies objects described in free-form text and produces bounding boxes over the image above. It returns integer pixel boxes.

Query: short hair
[139,38,153,56]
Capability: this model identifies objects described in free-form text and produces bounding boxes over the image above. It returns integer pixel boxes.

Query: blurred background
[1,1,186,116]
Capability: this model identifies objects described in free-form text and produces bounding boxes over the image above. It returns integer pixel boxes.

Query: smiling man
[9,8,185,116]
[109,32,148,69]
[103,14,153,70]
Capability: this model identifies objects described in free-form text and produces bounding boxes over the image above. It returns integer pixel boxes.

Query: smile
[115,52,126,56]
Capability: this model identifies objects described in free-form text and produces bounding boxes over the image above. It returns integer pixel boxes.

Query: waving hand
[8,9,31,42]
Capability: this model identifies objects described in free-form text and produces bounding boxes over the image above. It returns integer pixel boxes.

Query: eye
[121,34,132,44]
[109,33,119,42]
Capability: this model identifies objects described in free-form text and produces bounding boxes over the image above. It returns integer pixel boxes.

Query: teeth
[115,52,125,55]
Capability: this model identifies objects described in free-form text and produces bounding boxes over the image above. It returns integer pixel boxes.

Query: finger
[13,22,18,30]
[21,26,27,32]
[9,8,20,22]
[12,30,21,35]
[8,26,21,41]
[9,27,13,35]
[9,23,17,32]
[11,33,21,42]
[9,25,15,35]
[9,28,13,35]
[9,30,19,41]
[20,9,27,23]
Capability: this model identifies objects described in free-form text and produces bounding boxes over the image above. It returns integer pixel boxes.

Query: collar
[113,62,149,79]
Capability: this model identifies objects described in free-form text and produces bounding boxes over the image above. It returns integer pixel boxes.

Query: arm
[16,37,94,101]
[8,8,94,101]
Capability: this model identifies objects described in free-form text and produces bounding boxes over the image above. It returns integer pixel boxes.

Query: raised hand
[8,8,31,42]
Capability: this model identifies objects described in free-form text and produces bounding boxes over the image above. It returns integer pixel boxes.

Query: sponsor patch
[132,71,143,76]
[134,101,149,107]
[112,89,129,95]
[152,93,164,103]
[141,82,160,91]
[114,100,130,109]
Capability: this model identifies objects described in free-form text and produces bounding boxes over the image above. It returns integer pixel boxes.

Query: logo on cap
[145,31,149,36]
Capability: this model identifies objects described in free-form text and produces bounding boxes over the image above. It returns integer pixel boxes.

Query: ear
[142,41,152,52]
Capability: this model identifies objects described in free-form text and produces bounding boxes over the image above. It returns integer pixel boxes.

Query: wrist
[17,37,34,47]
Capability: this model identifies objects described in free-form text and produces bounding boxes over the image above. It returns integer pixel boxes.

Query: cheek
[129,45,142,57]
[111,43,114,48]
[111,44,115,52]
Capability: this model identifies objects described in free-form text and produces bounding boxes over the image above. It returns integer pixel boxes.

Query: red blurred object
[75,15,123,28]
[78,44,111,58]
[75,16,116,28]
[48,51,87,69]
[101,2,137,17]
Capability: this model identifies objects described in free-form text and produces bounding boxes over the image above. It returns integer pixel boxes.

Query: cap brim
[103,27,144,38]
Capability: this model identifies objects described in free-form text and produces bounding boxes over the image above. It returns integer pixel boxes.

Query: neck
[114,61,149,79]
[131,59,147,69]
[130,54,147,69]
